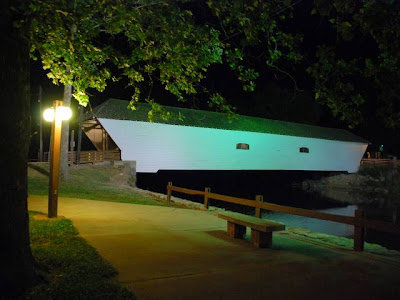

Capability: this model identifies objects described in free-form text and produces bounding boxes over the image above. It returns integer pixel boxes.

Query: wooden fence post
[255,195,263,218]
[354,209,365,251]
[167,182,172,204]
[204,187,211,210]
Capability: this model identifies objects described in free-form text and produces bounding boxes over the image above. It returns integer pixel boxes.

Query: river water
[262,205,357,237]
[137,170,399,250]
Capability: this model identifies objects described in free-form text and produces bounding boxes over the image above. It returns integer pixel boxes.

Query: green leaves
[27,0,301,120]
[307,46,366,127]
[310,0,400,128]
[209,1,302,93]
[209,93,237,120]
[102,1,225,104]
[28,0,112,106]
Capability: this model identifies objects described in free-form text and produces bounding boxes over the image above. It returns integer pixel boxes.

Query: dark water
[137,170,399,251]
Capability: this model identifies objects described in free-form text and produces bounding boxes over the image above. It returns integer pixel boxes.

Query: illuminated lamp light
[56,106,72,121]
[43,107,55,122]
[43,106,72,122]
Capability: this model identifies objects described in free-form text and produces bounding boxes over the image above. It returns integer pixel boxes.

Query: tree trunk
[77,105,84,165]
[59,84,72,181]
[0,2,38,296]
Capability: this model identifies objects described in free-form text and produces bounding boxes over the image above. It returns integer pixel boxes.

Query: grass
[25,211,136,299]
[26,162,171,299]
[28,162,169,206]
[286,226,400,258]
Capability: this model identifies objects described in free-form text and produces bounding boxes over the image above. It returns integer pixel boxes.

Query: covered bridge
[83,98,368,173]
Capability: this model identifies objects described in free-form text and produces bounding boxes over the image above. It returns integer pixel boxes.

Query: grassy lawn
[25,211,136,299]
[28,162,169,206]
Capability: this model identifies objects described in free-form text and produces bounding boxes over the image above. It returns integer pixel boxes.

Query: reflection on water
[221,186,399,250]
[261,191,399,251]
[262,205,358,237]
[313,187,391,208]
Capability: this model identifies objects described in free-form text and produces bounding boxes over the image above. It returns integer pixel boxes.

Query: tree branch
[270,63,303,92]
[269,0,304,19]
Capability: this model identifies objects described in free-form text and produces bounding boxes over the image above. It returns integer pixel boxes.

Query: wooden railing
[166,182,400,252]
[44,150,121,164]
[69,150,120,164]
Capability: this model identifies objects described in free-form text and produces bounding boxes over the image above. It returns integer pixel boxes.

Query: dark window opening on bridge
[300,147,309,153]
[236,143,250,150]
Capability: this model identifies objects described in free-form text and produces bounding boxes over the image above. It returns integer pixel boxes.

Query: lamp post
[43,100,72,218]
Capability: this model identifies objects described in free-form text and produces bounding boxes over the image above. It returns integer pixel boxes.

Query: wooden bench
[218,211,285,248]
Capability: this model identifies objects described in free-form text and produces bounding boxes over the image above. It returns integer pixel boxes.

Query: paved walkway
[28,196,400,300]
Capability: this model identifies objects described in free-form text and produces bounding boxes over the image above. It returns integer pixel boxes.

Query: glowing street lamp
[43,100,72,218]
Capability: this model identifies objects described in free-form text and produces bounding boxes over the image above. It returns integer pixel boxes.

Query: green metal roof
[86,98,368,143]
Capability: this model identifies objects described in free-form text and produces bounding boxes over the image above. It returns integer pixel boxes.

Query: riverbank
[297,167,400,207]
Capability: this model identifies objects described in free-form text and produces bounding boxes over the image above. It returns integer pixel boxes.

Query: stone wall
[298,168,399,207]
[110,160,137,187]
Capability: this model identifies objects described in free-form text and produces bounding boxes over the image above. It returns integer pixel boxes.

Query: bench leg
[251,230,272,248]
[227,221,246,238]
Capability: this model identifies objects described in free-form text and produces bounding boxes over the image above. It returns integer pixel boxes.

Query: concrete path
[29,196,400,300]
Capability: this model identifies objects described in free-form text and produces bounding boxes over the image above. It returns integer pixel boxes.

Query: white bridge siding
[98,118,367,173]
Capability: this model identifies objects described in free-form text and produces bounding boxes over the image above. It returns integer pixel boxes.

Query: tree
[28,0,223,177]
[0,1,38,296]
[29,0,302,115]
[29,0,114,179]
[3,0,300,294]
[26,0,302,179]
[308,0,400,129]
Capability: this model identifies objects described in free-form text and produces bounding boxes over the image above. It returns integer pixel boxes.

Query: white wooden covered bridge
[83,98,368,173]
